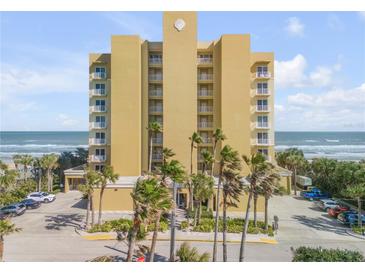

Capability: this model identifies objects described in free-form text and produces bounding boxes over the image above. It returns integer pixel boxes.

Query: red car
[327,205,349,218]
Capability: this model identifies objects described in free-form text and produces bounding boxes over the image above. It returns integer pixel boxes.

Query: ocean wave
[275,145,365,151]
[0,144,88,148]
[325,139,340,143]
[305,140,319,143]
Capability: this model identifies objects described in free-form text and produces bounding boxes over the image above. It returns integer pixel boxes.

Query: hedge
[292,246,364,262]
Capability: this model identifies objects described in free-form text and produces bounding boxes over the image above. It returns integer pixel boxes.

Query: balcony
[152,153,163,161]
[152,138,163,145]
[91,72,107,79]
[256,72,271,78]
[252,138,272,146]
[149,90,163,97]
[197,57,213,65]
[90,89,107,96]
[149,106,163,113]
[89,138,106,145]
[198,90,213,97]
[198,121,213,129]
[89,105,107,113]
[201,137,212,144]
[198,74,213,81]
[149,58,162,65]
[149,74,163,81]
[198,106,213,113]
[89,122,107,129]
[90,155,106,162]
[256,122,270,129]
[256,88,270,96]
[256,105,270,112]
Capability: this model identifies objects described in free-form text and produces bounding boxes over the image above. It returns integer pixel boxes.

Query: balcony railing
[152,154,163,161]
[256,88,270,95]
[149,90,163,97]
[149,106,163,113]
[201,137,212,144]
[90,89,107,96]
[89,122,107,129]
[91,72,107,79]
[256,122,269,129]
[256,72,271,78]
[90,155,106,162]
[257,138,270,145]
[149,74,163,81]
[198,106,213,113]
[152,138,163,144]
[198,74,213,81]
[90,105,107,113]
[197,57,213,64]
[89,138,106,145]
[149,58,162,65]
[256,105,269,112]
[198,90,213,97]
[198,121,213,128]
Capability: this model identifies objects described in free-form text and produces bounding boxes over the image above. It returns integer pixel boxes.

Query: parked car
[18,199,41,209]
[0,204,26,217]
[27,192,56,203]
[302,190,330,200]
[327,205,350,218]
[317,200,340,211]
[0,211,8,220]
[337,211,358,224]
[300,187,321,197]
[347,214,365,226]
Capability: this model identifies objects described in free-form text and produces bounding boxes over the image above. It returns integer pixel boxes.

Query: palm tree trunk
[98,187,105,225]
[358,197,362,229]
[169,181,177,262]
[127,214,140,262]
[197,202,202,225]
[264,196,269,231]
[253,192,258,227]
[193,202,198,227]
[23,167,27,183]
[148,135,153,173]
[90,195,95,227]
[223,194,227,262]
[293,168,297,196]
[47,169,51,192]
[38,168,42,192]
[149,211,161,262]
[0,237,3,262]
[189,144,194,211]
[212,164,223,262]
[211,142,217,176]
[239,187,253,262]
[50,174,53,192]
[85,194,91,229]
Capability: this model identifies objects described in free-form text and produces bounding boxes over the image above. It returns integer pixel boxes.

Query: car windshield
[41,192,49,196]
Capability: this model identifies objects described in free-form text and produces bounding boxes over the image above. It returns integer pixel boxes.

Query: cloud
[104,12,159,40]
[57,114,80,127]
[275,54,342,89]
[285,17,305,37]
[327,14,345,31]
[276,83,365,131]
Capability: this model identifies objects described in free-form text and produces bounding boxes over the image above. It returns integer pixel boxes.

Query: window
[257,82,268,93]
[257,99,268,111]
[95,132,105,139]
[95,67,106,73]
[258,149,269,159]
[95,149,105,156]
[95,100,105,106]
[257,66,268,73]
[257,116,268,127]
[95,165,105,172]
[257,132,269,144]
[95,83,105,90]
[95,116,105,123]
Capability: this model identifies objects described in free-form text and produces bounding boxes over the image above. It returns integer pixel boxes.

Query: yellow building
[65,12,291,212]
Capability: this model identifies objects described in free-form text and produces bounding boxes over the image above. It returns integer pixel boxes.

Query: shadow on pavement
[292,214,348,236]
[44,213,84,230]
[71,198,88,209]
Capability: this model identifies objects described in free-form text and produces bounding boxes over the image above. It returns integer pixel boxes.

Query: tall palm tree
[259,168,281,230]
[286,154,305,195]
[80,168,100,229]
[16,155,33,183]
[148,179,172,262]
[32,158,43,192]
[212,145,241,262]
[147,122,163,173]
[40,154,59,192]
[162,147,175,165]
[211,129,226,176]
[191,173,214,226]
[200,149,214,175]
[12,154,22,171]
[239,153,269,262]
[97,165,119,225]
[0,219,21,261]
[342,183,365,229]
[222,169,243,262]
[187,132,202,211]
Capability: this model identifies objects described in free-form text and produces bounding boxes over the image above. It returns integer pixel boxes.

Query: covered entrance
[63,165,86,192]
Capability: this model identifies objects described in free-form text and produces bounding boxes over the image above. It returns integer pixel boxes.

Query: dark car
[337,210,358,224]
[0,204,26,216]
[0,211,8,220]
[18,199,41,209]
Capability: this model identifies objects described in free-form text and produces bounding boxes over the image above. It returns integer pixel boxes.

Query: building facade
[65,12,289,212]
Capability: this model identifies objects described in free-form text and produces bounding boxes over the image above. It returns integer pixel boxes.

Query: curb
[346,229,365,240]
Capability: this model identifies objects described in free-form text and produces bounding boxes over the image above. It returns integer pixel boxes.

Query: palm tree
[191,173,214,226]
[162,147,175,165]
[259,168,281,230]
[212,145,240,262]
[222,169,243,261]
[40,154,59,192]
[200,149,214,175]
[0,167,18,193]
[32,158,43,192]
[97,165,119,225]
[211,129,226,176]
[176,242,210,262]
[16,155,33,183]
[0,219,21,261]
[80,168,100,229]
[148,179,172,262]
[12,154,22,171]
[188,132,203,210]
[239,153,269,262]
[341,183,365,229]
[147,122,163,173]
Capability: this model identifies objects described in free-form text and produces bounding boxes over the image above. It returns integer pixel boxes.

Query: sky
[0,11,364,132]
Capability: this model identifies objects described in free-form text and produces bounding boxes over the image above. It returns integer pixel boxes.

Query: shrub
[187,207,213,219]
[352,226,365,235]
[193,218,214,232]
[292,246,364,262]
[176,242,210,262]
[147,219,169,232]
[180,221,189,230]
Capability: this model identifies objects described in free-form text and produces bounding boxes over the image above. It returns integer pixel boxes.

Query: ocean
[0,131,364,163]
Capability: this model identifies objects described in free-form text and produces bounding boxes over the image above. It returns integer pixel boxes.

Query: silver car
[0,204,27,216]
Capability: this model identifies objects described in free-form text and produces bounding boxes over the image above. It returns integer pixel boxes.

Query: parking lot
[3,191,365,262]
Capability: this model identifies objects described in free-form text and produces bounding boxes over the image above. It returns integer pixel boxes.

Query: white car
[27,192,56,203]
[317,200,339,211]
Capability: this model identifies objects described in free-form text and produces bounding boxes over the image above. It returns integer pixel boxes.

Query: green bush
[0,180,37,206]
[87,218,131,233]
[352,226,365,235]
[187,207,213,219]
[176,242,210,262]
[147,219,169,232]
[180,221,189,230]
[292,246,364,262]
